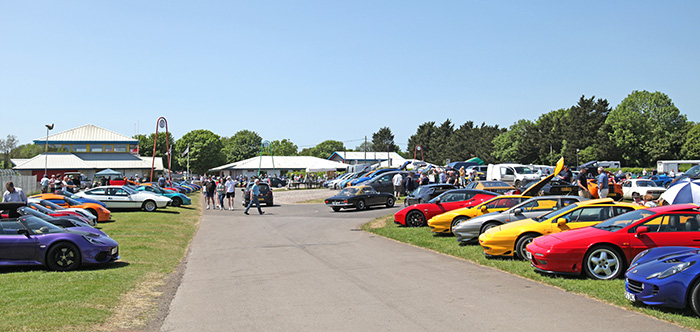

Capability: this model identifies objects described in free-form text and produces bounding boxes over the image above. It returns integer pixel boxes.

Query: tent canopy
[95,168,122,177]
[466,157,484,165]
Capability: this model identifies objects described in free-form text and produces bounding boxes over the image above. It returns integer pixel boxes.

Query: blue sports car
[625,246,700,316]
[133,185,191,207]
[0,215,119,271]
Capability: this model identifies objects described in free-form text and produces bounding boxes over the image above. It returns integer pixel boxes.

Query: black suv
[242,182,273,206]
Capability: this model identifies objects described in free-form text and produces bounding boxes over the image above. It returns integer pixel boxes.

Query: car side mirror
[434,197,441,203]
[557,218,567,226]
[480,205,488,212]
[513,208,523,215]
[635,226,649,238]
[17,229,31,238]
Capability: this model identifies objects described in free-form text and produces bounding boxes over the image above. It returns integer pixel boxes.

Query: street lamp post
[44,123,54,176]
[576,148,580,167]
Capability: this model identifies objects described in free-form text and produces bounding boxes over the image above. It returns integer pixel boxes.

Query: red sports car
[394,189,499,227]
[526,204,700,280]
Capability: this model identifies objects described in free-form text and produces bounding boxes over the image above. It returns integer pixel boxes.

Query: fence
[0,170,41,195]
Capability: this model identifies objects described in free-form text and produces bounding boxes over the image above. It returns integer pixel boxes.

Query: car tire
[688,279,700,317]
[515,233,537,260]
[277,183,282,188]
[142,200,157,212]
[356,200,366,211]
[332,207,341,212]
[451,216,469,234]
[266,201,273,206]
[46,242,81,271]
[480,222,499,235]
[171,197,182,207]
[583,245,624,280]
[406,210,426,227]
[386,197,395,208]
[515,180,521,188]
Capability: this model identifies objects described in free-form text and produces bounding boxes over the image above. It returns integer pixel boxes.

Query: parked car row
[0,180,201,272]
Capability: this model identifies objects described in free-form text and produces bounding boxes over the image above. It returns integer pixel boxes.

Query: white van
[486,163,541,187]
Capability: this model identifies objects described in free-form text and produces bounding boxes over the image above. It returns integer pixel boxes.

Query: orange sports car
[30,193,112,222]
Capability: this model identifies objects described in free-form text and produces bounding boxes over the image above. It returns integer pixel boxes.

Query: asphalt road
[161,200,691,332]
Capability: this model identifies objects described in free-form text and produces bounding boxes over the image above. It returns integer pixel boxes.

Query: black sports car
[519,178,578,196]
[325,185,396,212]
[404,184,458,206]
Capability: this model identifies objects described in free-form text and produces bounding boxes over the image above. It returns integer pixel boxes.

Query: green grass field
[0,194,201,332]
[363,214,700,330]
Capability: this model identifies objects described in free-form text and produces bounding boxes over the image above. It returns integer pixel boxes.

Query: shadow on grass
[0,261,129,274]
[152,210,181,215]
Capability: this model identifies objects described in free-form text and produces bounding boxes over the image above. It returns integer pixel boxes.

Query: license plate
[561,187,571,192]
[332,201,342,205]
[111,247,118,255]
[525,251,532,260]
[258,197,265,201]
[625,291,636,302]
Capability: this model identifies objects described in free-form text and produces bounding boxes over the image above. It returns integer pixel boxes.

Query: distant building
[12,124,163,181]
[328,151,405,168]
[209,156,347,177]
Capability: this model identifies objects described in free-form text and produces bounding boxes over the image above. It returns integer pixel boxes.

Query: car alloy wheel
[171,197,182,207]
[356,200,366,210]
[143,200,157,212]
[515,234,537,260]
[47,242,81,271]
[584,246,623,280]
[406,210,426,227]
[386,197,395,208]
[451,216,468,234]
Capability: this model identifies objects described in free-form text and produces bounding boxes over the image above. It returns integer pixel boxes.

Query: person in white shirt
[3,181,27,203]
[392,173,403,198]
[40,174,50,193]
[225,176,236,210]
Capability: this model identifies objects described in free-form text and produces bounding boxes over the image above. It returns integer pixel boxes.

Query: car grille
[627,278,644,293]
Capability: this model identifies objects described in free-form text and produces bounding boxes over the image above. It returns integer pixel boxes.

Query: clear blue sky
[2,1,699,151]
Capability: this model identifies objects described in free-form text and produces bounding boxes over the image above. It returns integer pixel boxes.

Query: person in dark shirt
[204,177,217,209]
[577,167,590,198]
[559,165,573,184]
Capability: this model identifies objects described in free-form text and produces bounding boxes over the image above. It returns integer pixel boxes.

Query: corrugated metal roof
[328,151,405,162]
[33,124,138,144]
[210,156,347,172]
[12,153,163,170]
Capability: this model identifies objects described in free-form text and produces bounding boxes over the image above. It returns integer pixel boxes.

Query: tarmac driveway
[161,198,690,331]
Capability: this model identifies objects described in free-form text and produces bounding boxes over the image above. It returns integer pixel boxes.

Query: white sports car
[621,179,666,200]
[76,186,171,212]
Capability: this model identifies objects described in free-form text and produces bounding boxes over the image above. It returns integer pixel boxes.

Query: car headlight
[83,235,105,245]
[647,261,695,280]
[630,249,649,268]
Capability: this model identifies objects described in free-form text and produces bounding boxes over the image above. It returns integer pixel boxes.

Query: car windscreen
[635,180,656,187]
[338,188,360,196]
[593,209,655,232]
[64,197,82,206]
[122,186,137,195]
[514,167,534,174]
[41,200,64,210]
[686,165,700,178]
[482,181,510,188]
[20,216,65,234]
[411,186,431,196]
[533,202,580,222]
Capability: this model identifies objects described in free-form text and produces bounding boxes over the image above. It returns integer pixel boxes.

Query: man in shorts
[225,176,236,210]
[204,176,217,209]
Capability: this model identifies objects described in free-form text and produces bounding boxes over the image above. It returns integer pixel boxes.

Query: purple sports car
[0,215,119,271]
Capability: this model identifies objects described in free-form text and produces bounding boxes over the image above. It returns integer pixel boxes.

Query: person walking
[204,176,217,210]
[403,173,416,196]
[216,177,226,210]
[577,167,590,198]
[40,174,49,193]
[225,176,236,210]
[3,181,27,203]
[459,166,466,188]
[392,172,403,198]
[244,178,264,215]
[597,167,609,198]
[48,174,56,193]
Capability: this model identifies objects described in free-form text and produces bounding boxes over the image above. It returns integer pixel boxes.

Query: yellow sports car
[478,198,642,259]
[427,195,529,234]
[427,157,567,235]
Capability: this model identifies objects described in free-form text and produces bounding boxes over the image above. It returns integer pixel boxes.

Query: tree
[371,127,399,152]
[491,119,537,163]
[682,122,700,159]
[407,122,436,162]
[431,120,455,164]
[222,130,262,162]
[354,141,372,152]
[11,143,43,159]
[269,139,298,156]
[175,130,225,174]
[533,108,568,165]
[0,135,18,169]
[606,90,689,166]
[560,96,612,165]
[303,140,345,159]
[134,132,176,157]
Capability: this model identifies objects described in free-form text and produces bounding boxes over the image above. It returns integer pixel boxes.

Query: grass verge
[363,214,700,330]
[0,194,202,332]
